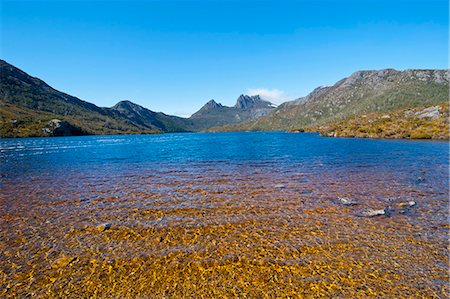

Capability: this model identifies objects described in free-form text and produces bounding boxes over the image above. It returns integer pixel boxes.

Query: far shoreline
[1,130,449,142]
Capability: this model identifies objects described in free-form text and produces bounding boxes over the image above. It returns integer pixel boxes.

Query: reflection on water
[0,133,448,297]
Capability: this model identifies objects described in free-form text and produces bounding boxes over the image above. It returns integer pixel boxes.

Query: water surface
[1,133,448,297]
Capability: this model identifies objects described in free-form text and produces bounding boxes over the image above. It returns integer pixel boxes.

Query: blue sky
[1,0,448,117]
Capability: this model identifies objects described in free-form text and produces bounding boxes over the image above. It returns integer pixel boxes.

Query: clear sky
[1,0,448,117]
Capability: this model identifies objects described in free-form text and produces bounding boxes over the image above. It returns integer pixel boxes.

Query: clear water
[1,132,448,226]
[1,132,448,297]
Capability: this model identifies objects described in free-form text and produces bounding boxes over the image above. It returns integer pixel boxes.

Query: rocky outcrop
[234,95,272,109]
[43,119,86,136]
[340,69,399,88]
[414,105,441,120]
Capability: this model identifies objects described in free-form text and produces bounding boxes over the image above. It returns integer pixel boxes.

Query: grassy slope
[303,103,449,140]
[0,60,186,137]
[0,103,160,138]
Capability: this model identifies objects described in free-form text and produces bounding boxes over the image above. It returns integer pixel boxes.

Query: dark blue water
[1,132,448,172]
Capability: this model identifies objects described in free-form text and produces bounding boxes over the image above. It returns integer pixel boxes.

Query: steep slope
[215,69,449,131]
[189,95,275,130]
[110,100,191,133]
[0,60,190,137]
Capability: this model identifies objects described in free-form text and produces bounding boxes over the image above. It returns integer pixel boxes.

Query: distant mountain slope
[110,100,192,133]
[214,69,449,131]
[303,103,449,140]
[189,95,275,130]
[0,60,190,137]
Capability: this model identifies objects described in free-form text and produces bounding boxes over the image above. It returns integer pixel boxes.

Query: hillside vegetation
[302,103,449,140]
[0,60,165,137]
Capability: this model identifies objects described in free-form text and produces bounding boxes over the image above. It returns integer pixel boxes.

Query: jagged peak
[234,94,271,109]
[190,99,223,118]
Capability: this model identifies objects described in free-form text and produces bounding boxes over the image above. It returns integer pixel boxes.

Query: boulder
[43,119,85,136]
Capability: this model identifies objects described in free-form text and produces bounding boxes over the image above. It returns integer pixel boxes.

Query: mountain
[192,99,223,114]
[189,95,275,130]
[0,60,191,137]
[213,69,449,132]
[2,60,447,139]
[110,100,193,133]
[0,59,275,137]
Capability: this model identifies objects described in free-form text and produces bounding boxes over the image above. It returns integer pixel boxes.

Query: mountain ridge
[187,94,275,130]
[0,59,273,136]
[212,68,449,132]
[1,59,448,138]
[0,60,189,136]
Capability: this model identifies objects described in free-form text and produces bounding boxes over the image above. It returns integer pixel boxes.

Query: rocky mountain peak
[403,69,449,84]
[234,94,272,109]
[189,94,275,128]
[190,99,223,118]
[340,69,400,88]
[197,99,223,112]
[204,99,222,109]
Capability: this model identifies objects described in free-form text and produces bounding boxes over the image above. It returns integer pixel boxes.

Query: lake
[1,132,448,297]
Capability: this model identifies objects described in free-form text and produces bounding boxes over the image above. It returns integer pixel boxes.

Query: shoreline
[1,129,449,141]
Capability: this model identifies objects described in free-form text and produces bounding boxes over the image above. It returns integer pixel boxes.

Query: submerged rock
[384,197,398,203]
[274,184,286,189]
[337,197,358,206]
[52,256,77,268]
[397,200,417,214]
[398,200,416,207]
[359,207,391,217]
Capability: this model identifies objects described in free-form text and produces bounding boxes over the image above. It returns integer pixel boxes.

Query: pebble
[337,197,358,206]
[274,184,286,189]
[398,200,416,207]
[52,256,77,268]
[97,222,112,232]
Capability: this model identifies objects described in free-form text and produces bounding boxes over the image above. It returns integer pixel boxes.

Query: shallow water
[1,132,448,297]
